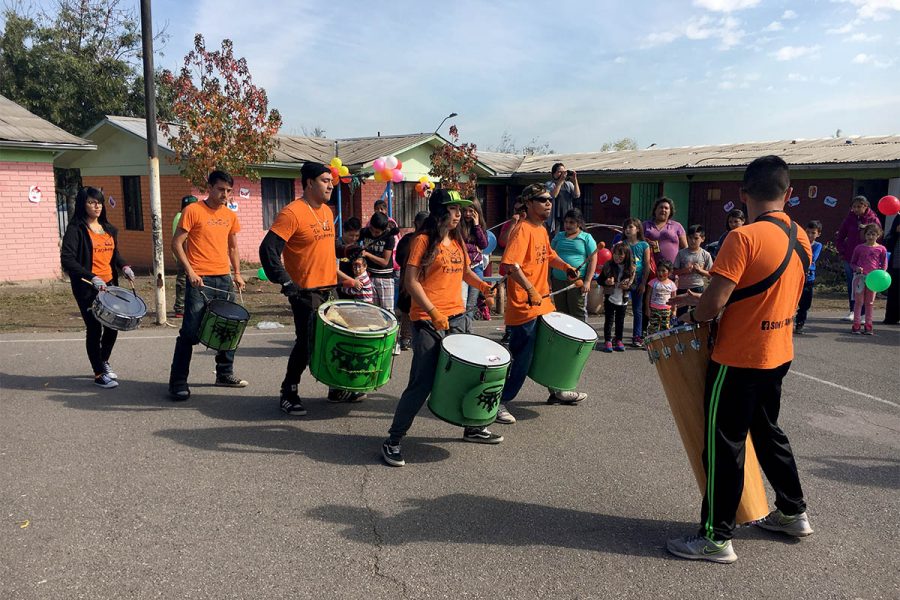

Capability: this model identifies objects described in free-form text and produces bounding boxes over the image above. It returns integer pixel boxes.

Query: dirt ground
[0,269,853,334]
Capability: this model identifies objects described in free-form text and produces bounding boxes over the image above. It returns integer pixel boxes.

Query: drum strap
[725,216,810,307]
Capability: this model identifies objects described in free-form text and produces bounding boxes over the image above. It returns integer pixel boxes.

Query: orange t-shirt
[269,199,337,288]
[501,219,558,326]
[711,212,811,369]
[89,229,115,283]
[179,201,241,276]
[407,234,468,322]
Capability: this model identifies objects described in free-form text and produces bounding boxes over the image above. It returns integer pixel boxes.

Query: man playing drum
[381,190,500,467]
[260,162,361,416]
[667,155,814,564]
[168,170,247,401]
[497,184,583,424]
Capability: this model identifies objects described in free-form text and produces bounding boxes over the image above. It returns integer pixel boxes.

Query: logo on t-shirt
[206,218,231,227]
[535,243,548,265]
[760,317,793,331]
[439,246,464,274]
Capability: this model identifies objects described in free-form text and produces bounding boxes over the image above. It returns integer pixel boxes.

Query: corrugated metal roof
[0,94,95,149]
[333,133,439,166]
[506,135,900,176]
[477,151,527,175]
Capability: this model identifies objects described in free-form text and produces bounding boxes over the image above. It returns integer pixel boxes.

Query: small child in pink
[850,223,888,334]
[645,260,677,335]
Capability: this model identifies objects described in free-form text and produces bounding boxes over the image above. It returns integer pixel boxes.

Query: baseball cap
[429,190,473,215]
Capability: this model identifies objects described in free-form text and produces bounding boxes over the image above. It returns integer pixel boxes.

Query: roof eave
[0,140,97,152]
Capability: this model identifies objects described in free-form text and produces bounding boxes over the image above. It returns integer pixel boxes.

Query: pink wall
[0,161,61,282]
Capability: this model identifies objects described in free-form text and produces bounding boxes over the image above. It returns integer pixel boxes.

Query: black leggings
[76,293,118,375]
[603,297,626,342]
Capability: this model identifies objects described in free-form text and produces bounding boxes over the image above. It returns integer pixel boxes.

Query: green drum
[528,312,597,391]
[310,300,398,392]
[198,299,250,351]
[428,334,511,427]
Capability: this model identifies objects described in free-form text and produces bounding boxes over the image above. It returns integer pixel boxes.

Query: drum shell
[644,322,769,524]
[90,287,146,331]
[310,301,398,392]
[198,300,250,351]
[428,336,510,427]
[528,313,597,391]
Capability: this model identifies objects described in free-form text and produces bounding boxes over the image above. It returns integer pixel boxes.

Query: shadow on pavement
[307,493,690,557]
[803,455,900,490]
[153,424,451,466]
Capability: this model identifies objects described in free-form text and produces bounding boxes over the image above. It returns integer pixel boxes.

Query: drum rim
[205,298,250,320]
[440,333,511,367]
[95,286,148,316]
[644,322,709,343]
[318,299,398,334]
[539,312,598,343]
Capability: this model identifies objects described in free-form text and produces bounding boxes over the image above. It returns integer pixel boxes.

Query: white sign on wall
[27,185,42,203]
[723,201,735,212]
[239,188,251,199]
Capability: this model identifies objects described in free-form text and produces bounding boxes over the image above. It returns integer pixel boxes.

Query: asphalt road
[1,309,898,600]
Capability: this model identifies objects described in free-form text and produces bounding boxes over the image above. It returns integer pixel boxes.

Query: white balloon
[385,155,399,170]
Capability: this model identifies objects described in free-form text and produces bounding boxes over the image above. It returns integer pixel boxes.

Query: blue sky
[33,1,900,151]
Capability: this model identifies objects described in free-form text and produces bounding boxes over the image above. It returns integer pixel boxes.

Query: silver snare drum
[91,286,147,331]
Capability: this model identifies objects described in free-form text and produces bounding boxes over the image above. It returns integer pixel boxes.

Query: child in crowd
[395,211,430,351]
[599,242,635,352]
[794,220,823,334]
[850,223,888,335]
[622,217,650,346]
[835,195,880,320]
[645,260,677,335]
[674,225,713,316]
[340,247,374,303]
[711,209,745,259]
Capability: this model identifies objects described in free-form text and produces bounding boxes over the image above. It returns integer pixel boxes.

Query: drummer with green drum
[381,190,500,467]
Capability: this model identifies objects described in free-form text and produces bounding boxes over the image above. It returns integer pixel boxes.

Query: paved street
[1,310,898,599]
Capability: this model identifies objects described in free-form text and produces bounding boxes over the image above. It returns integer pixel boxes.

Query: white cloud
[853,53,895,67]
[782,10,798,19]
[787,73,809,82]
[614,56,627,64]
[763,21,783,32]
[845,32,883,41]
[773,45,821,60]
[643,15,745,49]
[844,0,900,21]
[693,0,760,12]
[853,52,873,63]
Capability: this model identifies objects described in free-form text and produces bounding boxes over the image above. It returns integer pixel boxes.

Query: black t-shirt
[360,228,396,278]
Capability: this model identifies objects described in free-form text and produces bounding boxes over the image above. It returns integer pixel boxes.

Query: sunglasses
[86,199,104,206]
[529,196,553,203]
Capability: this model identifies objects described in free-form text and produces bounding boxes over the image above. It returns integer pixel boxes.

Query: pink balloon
[391,169,403,183]
[385,156,399,170]
[372,158,385,172]
[878,195,900,216]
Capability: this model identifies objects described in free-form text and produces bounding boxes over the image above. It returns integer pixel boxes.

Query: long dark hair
[461,197,486,243]
[417,191,466,278]
[73,187,110,226]
[601,241,635,281]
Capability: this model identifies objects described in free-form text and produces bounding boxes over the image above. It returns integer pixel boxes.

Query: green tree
[160,35,282,187]
[430,125,479,198]
[600,137,638,152]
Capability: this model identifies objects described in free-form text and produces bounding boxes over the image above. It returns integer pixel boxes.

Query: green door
[662,181,690,227]
[630,182,661,221]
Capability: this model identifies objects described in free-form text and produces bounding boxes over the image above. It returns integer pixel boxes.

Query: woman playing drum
[381,190,500,467]
[60,187,135,388]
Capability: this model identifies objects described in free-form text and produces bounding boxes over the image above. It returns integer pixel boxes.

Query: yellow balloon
[339,166,349,176]
[330,157,342,168]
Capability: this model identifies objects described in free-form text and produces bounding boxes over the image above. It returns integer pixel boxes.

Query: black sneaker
[381,439,405,466]
[463,427,503,444]
[169,383,190,401]
[327,389,350,403]
[400,339,411,351]
[102,362,118,380]
[280,395,307,416]
[347,392,367,403]
[94,373,118,389]
[215,373,248,387]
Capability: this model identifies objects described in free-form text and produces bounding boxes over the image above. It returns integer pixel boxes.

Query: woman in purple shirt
[643,197,688,265]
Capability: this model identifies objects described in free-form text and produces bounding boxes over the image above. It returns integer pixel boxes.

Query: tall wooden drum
[645,322,769,524]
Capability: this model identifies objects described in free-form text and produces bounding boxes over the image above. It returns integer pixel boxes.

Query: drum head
[97,286,146,316]
[644,323,705,343]
[541,312,597,342]
[207,299,250,320]
[442,333,510,367]
[321,301,397,332]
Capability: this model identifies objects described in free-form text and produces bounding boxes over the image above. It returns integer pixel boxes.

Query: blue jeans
[630,286,644,339]
[501,317,539,404]
[843,261,855,311]
[461,265,484,319]
[169,274,236,386]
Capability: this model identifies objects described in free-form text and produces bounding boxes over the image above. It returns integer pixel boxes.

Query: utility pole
[140,0,167,324]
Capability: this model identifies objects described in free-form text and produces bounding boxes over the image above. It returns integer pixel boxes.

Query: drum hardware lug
[649,349,660,363]
[673,333,685,354]
[690,339,701,351]
[662,346,671,359]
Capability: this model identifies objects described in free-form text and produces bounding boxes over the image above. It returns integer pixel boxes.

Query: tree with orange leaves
[160,35,282,187]
[430,125,479,198]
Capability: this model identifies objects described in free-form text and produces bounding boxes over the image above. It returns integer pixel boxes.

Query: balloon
[380,168,393,181]
[598,241,606,249]
[257,267,268,281]
[865,269,891,293]
[330,157,342,169]
[484,230,497,255]
[339,165,349,176]
[878,195,900,216]
[391,169,404,183]
[419,176,429,184]
[596,248,613,266]
[329,166,339,179]
[373,158,385,172]
[395,159,403,170]
[385,155,398,170]
[341,176,351,184]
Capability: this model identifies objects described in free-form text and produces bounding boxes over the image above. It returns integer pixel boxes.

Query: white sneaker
[494,405,516,424]
[841,311,854,321]
[94,374,118,389]
[103,362,118,380]
[553,390,588,404]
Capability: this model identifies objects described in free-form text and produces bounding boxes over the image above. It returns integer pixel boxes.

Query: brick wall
[0,161,60,281]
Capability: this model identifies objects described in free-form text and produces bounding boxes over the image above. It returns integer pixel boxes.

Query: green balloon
[865,269,891,293]
[257,267,268,281]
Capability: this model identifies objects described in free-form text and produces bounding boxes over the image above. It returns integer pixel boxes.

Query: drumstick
[80,278,131,301]
[487,218,512,232]
[543,280,584,298]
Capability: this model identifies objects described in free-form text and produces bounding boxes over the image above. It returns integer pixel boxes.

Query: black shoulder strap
[726,216,810,306]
